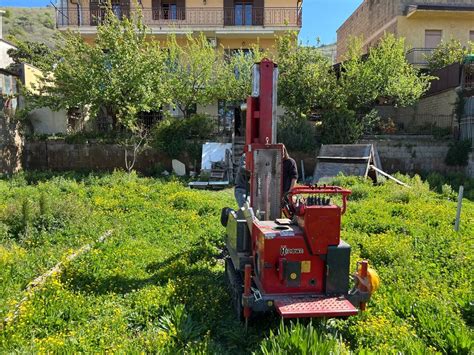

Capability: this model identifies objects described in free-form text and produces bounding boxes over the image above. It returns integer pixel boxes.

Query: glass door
[235,2,253,25]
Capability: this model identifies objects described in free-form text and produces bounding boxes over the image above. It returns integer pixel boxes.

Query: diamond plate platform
[274,296,358,318]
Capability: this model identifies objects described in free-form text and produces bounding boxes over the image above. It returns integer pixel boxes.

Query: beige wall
[83,28,280,51]
[20,64,70,135]
[22,63,43,94]
[397,12,474,49]
[0,41,15,69]
[337,0,474,61]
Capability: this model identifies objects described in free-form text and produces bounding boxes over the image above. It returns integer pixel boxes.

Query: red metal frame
[237,60,368,320]
[274,296,358,318]
[286,186,352,214]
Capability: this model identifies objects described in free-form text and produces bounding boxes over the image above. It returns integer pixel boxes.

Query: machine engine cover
[226,209,252,271]
[253,221,325,294]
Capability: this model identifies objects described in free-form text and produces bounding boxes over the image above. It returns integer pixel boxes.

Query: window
[425,30,442,49]
[235,2,253,26]
[470,31,474,42]
[90,0,129,25]
[162,2,177,19]
[152,0,185,20]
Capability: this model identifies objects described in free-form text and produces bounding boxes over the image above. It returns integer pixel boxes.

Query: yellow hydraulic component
[355,262,380,294]
[367,268,380,294]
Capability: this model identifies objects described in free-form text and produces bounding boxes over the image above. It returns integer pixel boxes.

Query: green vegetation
[427,39,474,71]
[0,172,472,353]
[24,7,260,129]
[1,7,56,48]
[151,114,216,159]
[277,33,433,144]
[277,115,317,153]
[445,140,472,167]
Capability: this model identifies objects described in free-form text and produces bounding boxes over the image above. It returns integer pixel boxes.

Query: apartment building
[56,0,302,51]
[337,0,474,65]
[55,0,302,127]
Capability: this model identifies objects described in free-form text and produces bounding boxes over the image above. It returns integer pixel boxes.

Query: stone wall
[23,141,178,174]
[360,136,473,177]
[0,115,23,175]
[375,89,458,132]
[22,137,474,179]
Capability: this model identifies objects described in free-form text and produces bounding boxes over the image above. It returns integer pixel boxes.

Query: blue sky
[2,0,363,45]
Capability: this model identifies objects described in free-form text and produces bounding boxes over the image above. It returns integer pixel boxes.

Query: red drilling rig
[221,59,379,325]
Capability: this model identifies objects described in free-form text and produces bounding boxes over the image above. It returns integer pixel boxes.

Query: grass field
[0,172,472,353]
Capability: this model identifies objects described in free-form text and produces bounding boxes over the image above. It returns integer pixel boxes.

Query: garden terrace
[0,172,472,352]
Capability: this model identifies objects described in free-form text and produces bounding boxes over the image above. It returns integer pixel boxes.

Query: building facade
[56,0,302,51]
[337,0,474,65]
[55,0,302,130]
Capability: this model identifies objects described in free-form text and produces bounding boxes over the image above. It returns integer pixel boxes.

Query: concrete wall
[397,11,474,49]
[360,136,474,177]
[375,89,458,132]
[337,0,474,61]
[21,136,474,178]
[23,140,177,174]
[0,40,15,69]
[29,108,69,135]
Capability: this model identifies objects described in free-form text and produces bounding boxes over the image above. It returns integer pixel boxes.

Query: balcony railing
[56,7,302,29]
[406,48,435,66]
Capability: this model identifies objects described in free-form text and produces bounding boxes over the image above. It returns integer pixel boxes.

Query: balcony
[405,48,435,67]
[56,6,302,30]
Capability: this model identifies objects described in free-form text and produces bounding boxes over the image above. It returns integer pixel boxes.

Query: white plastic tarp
[201,143,233,171]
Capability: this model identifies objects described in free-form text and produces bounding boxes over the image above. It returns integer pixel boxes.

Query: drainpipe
[70,0,82,26]
[0,10,5,40]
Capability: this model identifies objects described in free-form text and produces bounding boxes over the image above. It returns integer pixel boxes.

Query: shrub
[427,39,473,71]
[277,115,317,152]
[151,114,215,158]
[320,108,361,144]
[445,140,472,166]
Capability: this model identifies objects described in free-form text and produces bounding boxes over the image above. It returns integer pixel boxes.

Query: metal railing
[56,7,302,28]
[464,64,474,90]
[368,113,457,137]
[406,48,435,66]
[94,114,237,138]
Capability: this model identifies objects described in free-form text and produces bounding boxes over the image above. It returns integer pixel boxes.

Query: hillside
[1,7,57,48]
[316,43,337,63]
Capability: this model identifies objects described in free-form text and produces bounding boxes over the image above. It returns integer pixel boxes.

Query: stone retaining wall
[23,141,176,174]
[20,137,474,178]
[361,135,473,177]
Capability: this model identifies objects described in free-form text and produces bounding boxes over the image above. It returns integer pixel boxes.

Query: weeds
[0,172,472,353]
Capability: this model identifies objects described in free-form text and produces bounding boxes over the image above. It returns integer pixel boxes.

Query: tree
[277,32,434,144]
[218,46,266,103]
[165,33,224,118]
[341,34,433,111]
[427,39,474,71]
[27,6,171,131]
[6,38,58,73]
[276,32,340,119]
